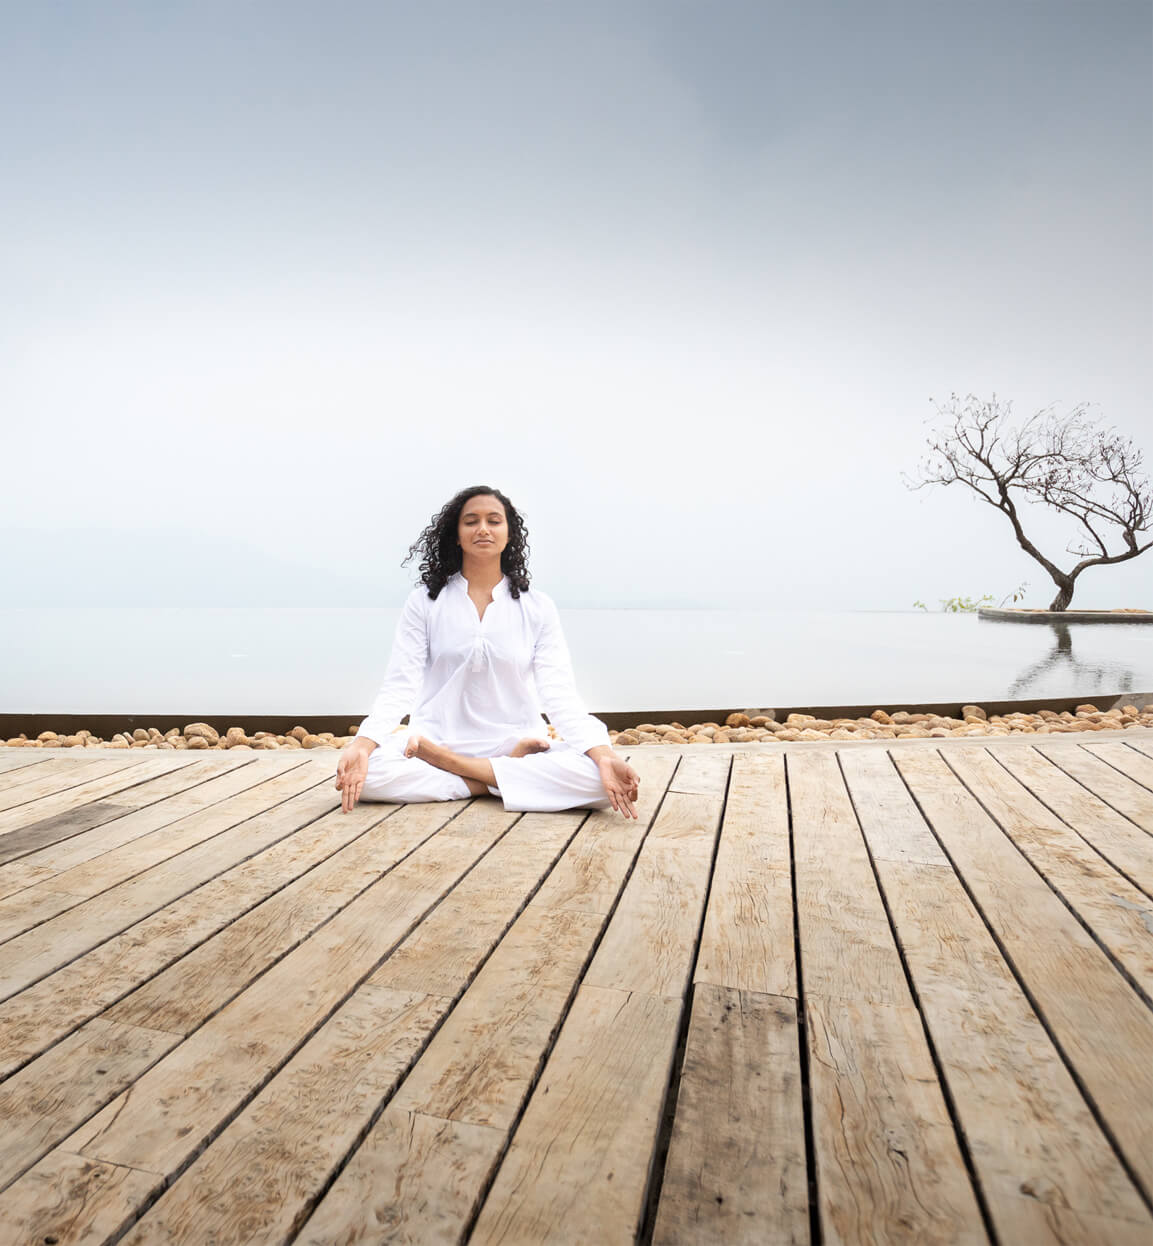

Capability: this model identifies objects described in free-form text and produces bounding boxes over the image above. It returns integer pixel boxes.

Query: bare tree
[907,394,1152,611]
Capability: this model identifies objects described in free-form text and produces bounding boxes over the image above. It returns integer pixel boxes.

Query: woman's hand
[589,749,640,819]
[335,738,375,813]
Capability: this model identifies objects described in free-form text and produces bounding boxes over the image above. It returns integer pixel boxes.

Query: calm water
[1,608,1150,715]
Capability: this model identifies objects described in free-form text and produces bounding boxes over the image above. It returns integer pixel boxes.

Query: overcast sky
[2,0,1150,611]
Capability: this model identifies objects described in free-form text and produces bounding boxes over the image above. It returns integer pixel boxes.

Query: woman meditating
[335,486,640,818]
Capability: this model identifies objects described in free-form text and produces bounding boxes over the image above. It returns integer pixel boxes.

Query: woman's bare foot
[508,737,551,758]
[404,735,495,794]
[404,734,430,761]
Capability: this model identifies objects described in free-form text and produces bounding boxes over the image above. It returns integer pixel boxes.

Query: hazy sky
[3,0,1150,611]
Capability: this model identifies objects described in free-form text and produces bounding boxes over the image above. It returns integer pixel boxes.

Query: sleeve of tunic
[531,593,611,756]
[357,590,430,746]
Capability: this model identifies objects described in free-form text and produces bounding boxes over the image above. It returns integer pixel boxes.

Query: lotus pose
[335,486,640,818]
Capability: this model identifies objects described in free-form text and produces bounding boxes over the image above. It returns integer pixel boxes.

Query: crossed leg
[404,735,549,796]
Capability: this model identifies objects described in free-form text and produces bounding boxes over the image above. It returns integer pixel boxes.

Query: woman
[335,486,640,818]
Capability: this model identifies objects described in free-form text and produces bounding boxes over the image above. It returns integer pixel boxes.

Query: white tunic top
[357,574,610,758]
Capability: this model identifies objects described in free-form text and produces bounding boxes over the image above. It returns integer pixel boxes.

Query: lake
[2,608,1150,717]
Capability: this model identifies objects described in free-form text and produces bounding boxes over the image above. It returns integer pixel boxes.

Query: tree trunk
[1048,579,1075,611]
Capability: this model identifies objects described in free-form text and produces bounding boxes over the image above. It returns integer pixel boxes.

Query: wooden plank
[0,752,275,879]
[837,749,949,866]
[1122,734,1153,761]
[806,997,989,1245]
[789,751,986,1243]
[0,757,291,943]
[1033,742,1153,832]
[0,1150,165,1246]
[368,811,587,998]
[102,800,476,1035]
[942,747,1153,1001]
[0,797,434,1076]
[0,863,50,903]
[0,764,334,1001]
[102,813,596,1246]
[0,1017,180,1189]
[389,906,604,1128]
[845,748,1151,1237]
[652,985,809,1246]
[109,986,449,1246]
[583,770,727,998]
[303,1113,501,1246]
[989,747,1153,894]
[0,756,150,813]
[60,804,518,1179]
[894,748,1153,1201]
[306,907,607,1245]
[470,984,683,1245]
[529,751,678,915]
[0,757,202,859]
[786,751,910,1005]
[695,751,796,997]
[1084,740,1153,792]
[668,749,733,794]
[0,752,55,774]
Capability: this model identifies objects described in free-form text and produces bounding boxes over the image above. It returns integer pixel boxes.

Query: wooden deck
[0,735,1150,1245]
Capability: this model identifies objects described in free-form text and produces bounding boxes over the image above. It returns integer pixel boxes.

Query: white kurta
[357,574,610,758]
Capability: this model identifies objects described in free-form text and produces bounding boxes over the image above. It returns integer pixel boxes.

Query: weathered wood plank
[583,762,728,998]
[1120,734,1153,761]
[0,764,333,1001]
[0,753,54,775]
[652,985,809,1246]
[790,751,986,1243]
[0,1151,164,1246]
[894,748,1153,1202]
[990,748,1153,894]
[0,758,242,871]
[306,907,606,1245]
[668,749,733,794]
[102,800,481,1036]
[0,798,435,1076]
[112,986,448,1246]
[1083,740,1153,792]
[941,747,1153,1001]
[0,756,294,943]
[303,1112,501,1246]
[107,807,590,1245]
[786,751,910,1005]
[60,805,517,1179]
[1033,742,1153,832]
[368,810,587,997]
[695,751,795,997]
[0,863,52,903]
[470,984,683,1245]
[0,755,191,843]
[806,997,989,1244]
[0,757,149,813]
[1,753,289,880]
[0,1017,180,1190]
[529,751,678,915]
[845,748,1151,1237]
[297,779,675,1245]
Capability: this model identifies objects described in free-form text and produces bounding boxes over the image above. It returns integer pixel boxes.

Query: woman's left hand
[595,754,640,819]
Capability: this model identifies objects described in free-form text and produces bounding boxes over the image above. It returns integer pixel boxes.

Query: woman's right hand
[335,738,374,813]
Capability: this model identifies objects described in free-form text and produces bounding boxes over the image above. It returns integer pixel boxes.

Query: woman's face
[457,493,509,562]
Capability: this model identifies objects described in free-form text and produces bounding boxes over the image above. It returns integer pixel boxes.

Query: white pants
[357,737,611,814]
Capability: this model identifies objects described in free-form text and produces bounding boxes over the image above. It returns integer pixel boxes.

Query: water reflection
[1006,621,1139,699]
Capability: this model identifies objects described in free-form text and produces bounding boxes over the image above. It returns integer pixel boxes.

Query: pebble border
[609,702,1153,745]
[3,702,1152,750]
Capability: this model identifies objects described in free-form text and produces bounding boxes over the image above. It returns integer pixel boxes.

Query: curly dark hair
[404,485,531,599]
